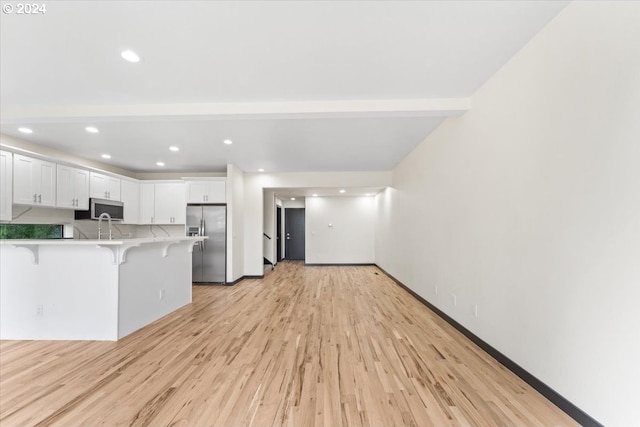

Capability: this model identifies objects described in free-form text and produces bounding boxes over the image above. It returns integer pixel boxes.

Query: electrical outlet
[159,289,165,300]
[473,304,479,318]
[451,294,457,306]
[36,304,44,317]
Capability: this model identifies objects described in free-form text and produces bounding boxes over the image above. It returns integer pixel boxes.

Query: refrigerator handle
[202,219,206,250]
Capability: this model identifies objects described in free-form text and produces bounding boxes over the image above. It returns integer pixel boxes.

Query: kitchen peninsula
[0,236,205,341]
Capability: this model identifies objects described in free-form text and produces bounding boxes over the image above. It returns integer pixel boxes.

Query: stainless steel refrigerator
[186,204,226,283]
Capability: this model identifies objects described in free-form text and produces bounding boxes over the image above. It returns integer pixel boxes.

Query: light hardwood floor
[0,262,578,426]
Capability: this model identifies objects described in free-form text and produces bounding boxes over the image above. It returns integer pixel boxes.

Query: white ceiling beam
[1,98,470,123]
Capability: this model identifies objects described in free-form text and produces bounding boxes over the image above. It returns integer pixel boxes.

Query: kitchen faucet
[98,212,113,240]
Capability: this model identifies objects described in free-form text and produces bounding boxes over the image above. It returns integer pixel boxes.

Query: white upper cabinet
[154,183,186,224]
[0,150,12,221]
[89,172,121,201]
[13,154,56,207]
[56,165,89,210]
[138,182,185,225]
[186,179,225,203]
[139,183,155,225]
[120,179,140,224]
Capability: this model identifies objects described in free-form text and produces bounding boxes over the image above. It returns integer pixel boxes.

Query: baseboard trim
[305,263,376,267]
[375,265,603,427]
[220,275,265,286]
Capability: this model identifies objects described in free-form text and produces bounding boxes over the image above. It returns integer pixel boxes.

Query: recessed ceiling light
[85,126,99,134]
[312,194,318,197]
[258,168,264,172]
[121,50,140,63]
[366,193,373,196]
[339,189,346,193]
[156,162,165,167]
[169,146,179,152]
[18,127,33,134]
[101,154,111,159]
[223,139,233,145]
[290,197,296,201]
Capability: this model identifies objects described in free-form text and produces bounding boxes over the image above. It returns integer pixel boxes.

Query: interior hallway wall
[375,3,640,426]
[227,164,245,282]
[306,196,375,264]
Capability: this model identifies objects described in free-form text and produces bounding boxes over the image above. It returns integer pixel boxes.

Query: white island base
[0,236,205,341]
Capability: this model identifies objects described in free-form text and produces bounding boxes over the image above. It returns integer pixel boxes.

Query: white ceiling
[0,1,567,173]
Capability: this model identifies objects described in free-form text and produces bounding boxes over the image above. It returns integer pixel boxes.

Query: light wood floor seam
[0,262,578,426]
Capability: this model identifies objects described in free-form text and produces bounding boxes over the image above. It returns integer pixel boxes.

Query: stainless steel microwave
[74,198,124,221]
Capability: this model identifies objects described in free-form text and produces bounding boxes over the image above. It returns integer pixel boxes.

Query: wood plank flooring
[0,262,578,426]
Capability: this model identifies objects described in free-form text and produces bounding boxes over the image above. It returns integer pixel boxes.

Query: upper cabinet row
[12,153,119,209]
[0,152,226,224]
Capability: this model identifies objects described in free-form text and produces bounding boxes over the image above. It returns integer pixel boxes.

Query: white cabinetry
[56,165,89,210]
[139,183,155,225]
[139,182,185,225]
[120,179,140,224]
[155,183,186,224]
[89,172,121,201]
[0,150,12,221]
[13,154,56,207]
[186,179,225,203]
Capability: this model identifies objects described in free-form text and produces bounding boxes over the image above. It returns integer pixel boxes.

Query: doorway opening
[276,206,283,262]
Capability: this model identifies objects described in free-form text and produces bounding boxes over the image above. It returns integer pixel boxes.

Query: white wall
[227,164,245,282]
[375,3,640,426]
[263,189,278,263]
[306,196,375,264]
[244,171,391,275]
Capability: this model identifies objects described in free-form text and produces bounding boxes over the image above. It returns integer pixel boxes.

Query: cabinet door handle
[33,194,37,202]
[38,194,42,203]
[151,216,154,224]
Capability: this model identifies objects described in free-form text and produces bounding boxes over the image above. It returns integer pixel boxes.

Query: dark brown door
[285,208,305,260]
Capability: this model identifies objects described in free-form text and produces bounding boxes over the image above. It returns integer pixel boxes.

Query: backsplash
[135,224,185,238]
[73,220,137,239]
[73,221,185,239]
